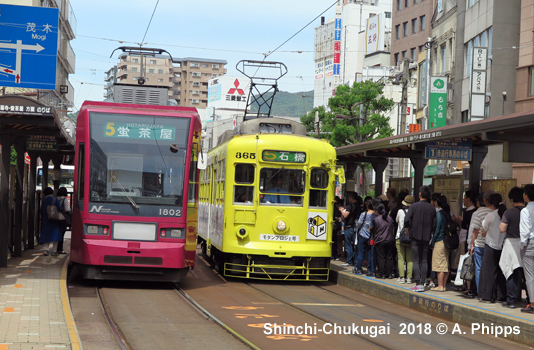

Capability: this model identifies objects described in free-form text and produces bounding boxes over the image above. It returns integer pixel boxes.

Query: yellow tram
[198,118,344,281]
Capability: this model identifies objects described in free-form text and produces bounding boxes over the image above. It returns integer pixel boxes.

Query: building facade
[172,58,227,109]
[390,0,433,66]
[314,0,393,108]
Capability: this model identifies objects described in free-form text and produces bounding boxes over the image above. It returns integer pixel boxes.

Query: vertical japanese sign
[0,4,59,90]
[365,14,384,55]
[333,18,341,76]
[429,77,447,129]
[470,47,487,120]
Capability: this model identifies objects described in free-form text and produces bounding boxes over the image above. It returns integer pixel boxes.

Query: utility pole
[400,58,409,136]
[424,37,433,130]
[315,110,320,138]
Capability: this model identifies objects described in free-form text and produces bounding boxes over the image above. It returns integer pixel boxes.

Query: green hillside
[249,90,314,118]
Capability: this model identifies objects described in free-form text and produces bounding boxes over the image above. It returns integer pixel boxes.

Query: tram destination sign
[425,138,472,161]
[103,122,176,140]
[262,150,306,163]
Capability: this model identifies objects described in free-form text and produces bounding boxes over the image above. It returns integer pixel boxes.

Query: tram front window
[88,113,190,206]
[259,168,304,206]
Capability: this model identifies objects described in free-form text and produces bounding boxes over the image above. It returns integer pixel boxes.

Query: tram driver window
[234,163,254,204]
[309,169,328,208]
[259,169,305,206]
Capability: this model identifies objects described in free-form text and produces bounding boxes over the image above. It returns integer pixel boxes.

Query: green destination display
[429,77,447,129]
[262,150,306,163]
[103,122,175,140]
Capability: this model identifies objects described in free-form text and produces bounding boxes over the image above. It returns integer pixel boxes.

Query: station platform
[0,239,80,350]
[330,259,534,347]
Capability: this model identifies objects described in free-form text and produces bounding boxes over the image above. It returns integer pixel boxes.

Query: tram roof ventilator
[110,46,175,106]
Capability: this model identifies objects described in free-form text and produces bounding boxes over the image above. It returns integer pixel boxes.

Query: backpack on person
[441,211,460,250]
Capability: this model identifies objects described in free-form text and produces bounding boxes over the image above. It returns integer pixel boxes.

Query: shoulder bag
[47,197,65,221]
[398,209,411,245]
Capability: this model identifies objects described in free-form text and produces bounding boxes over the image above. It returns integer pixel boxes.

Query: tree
[328,80,395,147]
[300,80,396,196]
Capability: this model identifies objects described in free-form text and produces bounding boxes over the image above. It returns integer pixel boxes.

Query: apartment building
[0,0,76,118]
[116,53,174,90]
[172,58,227,108]
[390,0,433,66]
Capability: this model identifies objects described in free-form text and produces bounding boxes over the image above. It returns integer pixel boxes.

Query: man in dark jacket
[404,185,437,292]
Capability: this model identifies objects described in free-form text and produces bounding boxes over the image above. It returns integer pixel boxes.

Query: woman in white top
[478,193,507,303]
[395,194,414,283]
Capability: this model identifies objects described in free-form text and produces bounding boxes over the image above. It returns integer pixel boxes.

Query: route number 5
[106,122,115,136]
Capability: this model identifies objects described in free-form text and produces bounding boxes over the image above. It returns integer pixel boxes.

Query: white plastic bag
[454,252,470,286]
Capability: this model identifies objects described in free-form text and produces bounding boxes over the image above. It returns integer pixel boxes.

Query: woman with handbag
[39,187,64,256]
[396,194,414,283]
[57,187,71,255]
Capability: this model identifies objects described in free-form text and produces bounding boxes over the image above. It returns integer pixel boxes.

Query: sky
[69,0,338,112]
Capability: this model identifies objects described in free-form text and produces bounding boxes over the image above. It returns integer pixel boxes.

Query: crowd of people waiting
[332,185,534,314]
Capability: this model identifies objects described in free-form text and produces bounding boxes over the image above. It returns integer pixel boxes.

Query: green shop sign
[429,77,447,129]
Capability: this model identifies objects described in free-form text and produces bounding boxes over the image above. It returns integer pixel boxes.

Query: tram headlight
[236,226,248,239]
[170,229,182,238]
[277,220,286,231]
[87,225,99,234]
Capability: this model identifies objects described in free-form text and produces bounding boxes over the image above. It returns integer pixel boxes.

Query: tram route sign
[0,4,59,90]
[262,150,306,163]
[425,138,472,161]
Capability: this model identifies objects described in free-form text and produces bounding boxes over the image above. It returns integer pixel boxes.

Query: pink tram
[70,101,201,282]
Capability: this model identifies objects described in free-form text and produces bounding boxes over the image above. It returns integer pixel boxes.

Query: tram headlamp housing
[160,228,184,238]
[236,226,248,239]
[87,225,98,234]
[277,220,286,231]
[85,225,109,235]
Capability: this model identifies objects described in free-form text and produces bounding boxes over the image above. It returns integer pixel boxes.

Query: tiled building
[390,0,433,66]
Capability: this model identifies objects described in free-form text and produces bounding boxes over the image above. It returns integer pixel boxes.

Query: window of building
[150,60,156,64]
[212,74,218,78]
[411,47,416,59]
[192,90,199,95]
[190,63,200,68]
[158,78,163,82]
[395,25,400,39]
[132,67,138,72]
[441,44,447,72]
[202,64,209,68]
[528,67,534,97]
[397,0,401,11]
[420,15,426,31]
[405,0,409,7]
[394,53,399,66]
[385,12,391,18]
[212,64,220,69]
[467,0,479,8]
[414,0,418,3]
[158,69,164,74]
[412,18,417,34]
[192,99,200,104]
[192,72,201,77]
[403,22,408,37]
[149,69,155,73]
[461,110,469,123]
[192,81,200,87]
[419,45,424,52]
[132,58,139,63]
[402,50,407,58]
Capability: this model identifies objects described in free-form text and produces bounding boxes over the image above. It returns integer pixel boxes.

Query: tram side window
[309,169,328,208]
[77,143,85,200]
[234,163,254,204]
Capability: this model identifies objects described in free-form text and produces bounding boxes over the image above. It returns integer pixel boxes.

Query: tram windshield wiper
[266,166,285,185]
[111,174,139,210]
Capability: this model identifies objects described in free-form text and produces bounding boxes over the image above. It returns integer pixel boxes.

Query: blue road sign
[0,4,59,90]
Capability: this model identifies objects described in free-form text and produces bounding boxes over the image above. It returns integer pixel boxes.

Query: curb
[330,266,534,347]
